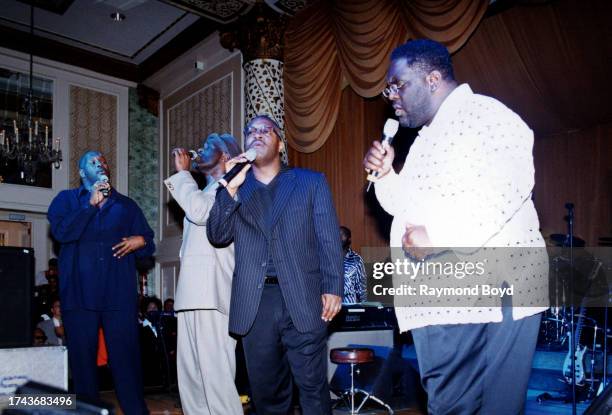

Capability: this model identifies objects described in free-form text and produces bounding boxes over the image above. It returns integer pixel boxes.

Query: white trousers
[177,309,242,415]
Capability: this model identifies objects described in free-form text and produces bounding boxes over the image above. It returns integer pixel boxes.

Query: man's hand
[402,223,433,260]
[54,325,65,339]
[321,294,342,322]
[173,148,191,172]
[89,182,110,208]
[221,153,252,196]
[363,140,395,180]
[112,236,146,258]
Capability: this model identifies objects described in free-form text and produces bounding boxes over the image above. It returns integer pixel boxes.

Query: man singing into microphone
[164,133,243,415]
[207,115,344,414]
[364,39,547,414]
[48,150,154,414]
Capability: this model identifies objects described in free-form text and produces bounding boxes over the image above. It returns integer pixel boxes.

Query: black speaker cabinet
[0,246,34,347]
[585,382,612,415]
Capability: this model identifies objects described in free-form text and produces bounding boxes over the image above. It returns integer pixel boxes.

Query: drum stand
[537,203,578,414]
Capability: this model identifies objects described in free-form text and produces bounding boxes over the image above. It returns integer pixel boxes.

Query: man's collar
[204,179,221,193]
[427,83,473,130]
[250,165,293,187]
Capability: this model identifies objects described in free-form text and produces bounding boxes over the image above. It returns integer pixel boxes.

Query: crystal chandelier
[0,4,62,184]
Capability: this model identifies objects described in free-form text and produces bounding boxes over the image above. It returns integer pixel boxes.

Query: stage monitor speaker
[584,382,612,415]
[0,246,34,347]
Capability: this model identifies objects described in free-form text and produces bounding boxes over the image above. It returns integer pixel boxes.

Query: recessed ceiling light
[110,12,125,22]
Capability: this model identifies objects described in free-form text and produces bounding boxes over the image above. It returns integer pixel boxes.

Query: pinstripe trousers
[242,284,331,415]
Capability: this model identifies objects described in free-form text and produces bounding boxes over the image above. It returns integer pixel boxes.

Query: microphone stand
[566,203,577,415]
[602,298,609,395]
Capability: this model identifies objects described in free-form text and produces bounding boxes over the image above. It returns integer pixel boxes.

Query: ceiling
[0,0,311,83]
[0,0,505,84]
[2,0,200,64]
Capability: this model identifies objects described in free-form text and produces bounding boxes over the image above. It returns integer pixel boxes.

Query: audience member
[340,226,367,304]
[37,297,65,345]
[35,258,58,287]
[163,298,174,314]
[33,327,49,346]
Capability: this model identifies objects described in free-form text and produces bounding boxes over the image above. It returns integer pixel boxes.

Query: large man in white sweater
[364,39,548,414]
[164,133,243,415]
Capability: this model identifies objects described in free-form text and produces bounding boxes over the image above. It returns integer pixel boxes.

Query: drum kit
[537,203,612,410]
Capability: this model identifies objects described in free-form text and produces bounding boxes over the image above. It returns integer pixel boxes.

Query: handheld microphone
[366,119,400,191]
[171,148,200,160]
[219,148,257,187]
[99,174,110,197]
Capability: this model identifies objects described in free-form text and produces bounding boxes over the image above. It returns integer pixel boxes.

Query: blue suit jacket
[207,167,343,335]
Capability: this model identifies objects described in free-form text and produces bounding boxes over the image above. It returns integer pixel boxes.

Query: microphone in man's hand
[171,148,200,161]
[99,174,110,197]
[219,148,257,187]
[366,118,400,191]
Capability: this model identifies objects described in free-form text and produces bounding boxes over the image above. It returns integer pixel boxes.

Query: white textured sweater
[375,84,548,331]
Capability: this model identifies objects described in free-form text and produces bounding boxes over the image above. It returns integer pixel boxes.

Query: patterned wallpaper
[128,88,159,295]
[69,86,117,188]
[168,75,232,151]
[128,88,159,241]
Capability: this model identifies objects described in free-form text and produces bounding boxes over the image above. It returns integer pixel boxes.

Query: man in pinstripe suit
[207,115,344,414]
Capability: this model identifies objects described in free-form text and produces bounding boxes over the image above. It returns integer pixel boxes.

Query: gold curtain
[284,0,489,152]
[452,0,612,136]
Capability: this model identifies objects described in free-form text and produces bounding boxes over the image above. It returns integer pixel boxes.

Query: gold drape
[284,0,488,152]
[452,0,612,135]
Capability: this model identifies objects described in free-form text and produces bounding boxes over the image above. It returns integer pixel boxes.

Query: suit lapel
[271,169,296,229]
[239,172,268,236]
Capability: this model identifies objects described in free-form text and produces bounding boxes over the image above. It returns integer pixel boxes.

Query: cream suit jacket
[164,171,234,314]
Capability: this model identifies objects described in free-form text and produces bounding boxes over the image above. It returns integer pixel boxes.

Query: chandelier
[0,4,62,185]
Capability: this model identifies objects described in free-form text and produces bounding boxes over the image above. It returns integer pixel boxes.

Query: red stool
[329,347,393,414]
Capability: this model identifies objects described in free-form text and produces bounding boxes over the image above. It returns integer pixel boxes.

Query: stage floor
[99,390,594,415]
[97,347,604,414]
[100,391,424,415]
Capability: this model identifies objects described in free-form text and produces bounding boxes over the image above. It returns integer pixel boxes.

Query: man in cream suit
[164,133,243,415]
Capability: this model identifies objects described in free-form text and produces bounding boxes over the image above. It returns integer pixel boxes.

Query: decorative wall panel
[69,86,117,188]
[128,88,159,238]
[168,74,232,152]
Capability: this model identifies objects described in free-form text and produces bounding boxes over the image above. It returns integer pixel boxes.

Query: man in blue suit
[207,115,343,414]
[48,151,154,415]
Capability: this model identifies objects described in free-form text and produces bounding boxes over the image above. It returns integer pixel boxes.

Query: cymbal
[550,234,586,247]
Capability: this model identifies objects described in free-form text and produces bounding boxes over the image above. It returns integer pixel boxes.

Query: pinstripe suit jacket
[207,167,343,335]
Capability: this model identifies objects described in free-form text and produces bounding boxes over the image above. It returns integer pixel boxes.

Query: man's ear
[428,70,442,92]
[79,169,85,178]
[278,138,285,154]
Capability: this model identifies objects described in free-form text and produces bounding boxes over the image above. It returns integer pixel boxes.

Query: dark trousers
[411,311,542,415]
[242,285,331,415]
[63,309,148,415]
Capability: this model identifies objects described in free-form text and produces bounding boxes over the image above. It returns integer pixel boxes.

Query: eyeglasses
[245,126,274,136]
[382,80,409,99]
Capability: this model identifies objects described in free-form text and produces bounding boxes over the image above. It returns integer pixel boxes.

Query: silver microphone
[172,148,200,160]
[99,174,110,197]
[366,119,400,191]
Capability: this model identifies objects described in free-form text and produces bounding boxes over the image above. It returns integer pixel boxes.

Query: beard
[196,151,222,173]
